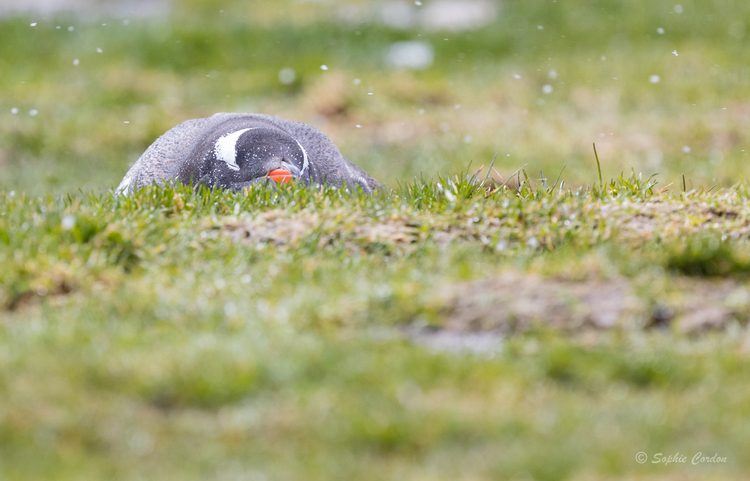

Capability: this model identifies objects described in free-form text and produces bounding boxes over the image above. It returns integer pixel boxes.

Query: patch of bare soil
[665,278,745,334]
[437,273,643,334]
[599,201,747,240]
[221,211,465,251]
[435,273,748,335]
[1,266,77,312]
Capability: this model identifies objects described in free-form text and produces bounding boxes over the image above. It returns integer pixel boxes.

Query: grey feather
[116,113,380,194]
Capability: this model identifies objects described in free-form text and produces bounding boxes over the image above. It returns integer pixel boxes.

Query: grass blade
[593,143,603,188]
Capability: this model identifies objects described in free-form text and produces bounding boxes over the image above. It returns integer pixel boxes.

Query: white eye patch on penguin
[209,127,308,175]
[182,126,310,191]
[116,113,380,195]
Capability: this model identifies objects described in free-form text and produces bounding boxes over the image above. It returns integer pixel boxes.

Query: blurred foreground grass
[3,1,750,480]
[4,175,750,480]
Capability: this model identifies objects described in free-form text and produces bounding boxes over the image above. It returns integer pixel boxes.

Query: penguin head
[179,126,310,190]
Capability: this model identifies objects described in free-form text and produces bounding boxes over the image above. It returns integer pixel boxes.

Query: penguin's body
[116,113,380,194]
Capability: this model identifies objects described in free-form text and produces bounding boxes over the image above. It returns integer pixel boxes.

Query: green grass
[3,0,750,479]
[3,176,750,480]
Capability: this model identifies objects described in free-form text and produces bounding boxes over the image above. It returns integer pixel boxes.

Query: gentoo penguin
[116,113,380,194]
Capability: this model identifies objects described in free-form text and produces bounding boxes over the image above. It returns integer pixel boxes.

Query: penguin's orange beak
[266,169,293,184]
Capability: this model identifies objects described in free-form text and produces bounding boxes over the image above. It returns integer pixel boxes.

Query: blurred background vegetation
[1,0,749,195]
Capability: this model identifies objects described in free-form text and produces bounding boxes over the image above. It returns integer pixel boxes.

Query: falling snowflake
[649,75,661,84]
[278,68,296,85]
[61,215,75,230]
